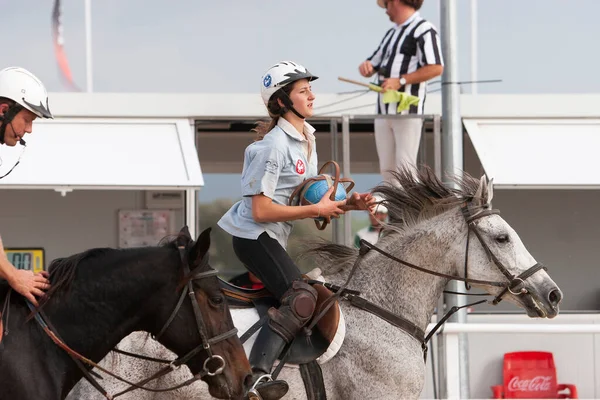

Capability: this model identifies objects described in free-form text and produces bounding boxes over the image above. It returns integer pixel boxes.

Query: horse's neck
[349,210,465,331]
[45,258,165,361]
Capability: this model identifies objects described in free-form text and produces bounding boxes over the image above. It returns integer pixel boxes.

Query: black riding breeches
[232,233,302,300]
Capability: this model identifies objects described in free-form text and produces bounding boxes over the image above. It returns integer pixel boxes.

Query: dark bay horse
[0,227,251,400]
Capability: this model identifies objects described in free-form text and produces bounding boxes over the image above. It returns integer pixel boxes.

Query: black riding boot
[246,325,290,400]
[246,281,318,400]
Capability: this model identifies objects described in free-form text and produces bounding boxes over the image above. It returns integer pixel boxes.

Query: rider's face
[0,105,36,146]
[288,79,316,118]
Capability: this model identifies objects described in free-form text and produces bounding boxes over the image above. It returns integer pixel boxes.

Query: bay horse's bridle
[25,241,238,400]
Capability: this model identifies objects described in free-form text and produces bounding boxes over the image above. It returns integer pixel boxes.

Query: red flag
[52,0,80,91]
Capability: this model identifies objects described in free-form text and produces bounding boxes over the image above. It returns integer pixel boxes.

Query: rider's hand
[8,269,50,306]
[316,186,346,220]
[343,192,376,211]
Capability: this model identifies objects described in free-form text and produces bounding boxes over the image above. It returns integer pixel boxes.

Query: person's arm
[382,25,444,91]
[252,186,346,223]
[0,234,49,306]
[359,28,395,78]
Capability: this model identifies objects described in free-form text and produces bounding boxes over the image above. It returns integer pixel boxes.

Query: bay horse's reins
[309,201,547,361]
[24,244,238,400]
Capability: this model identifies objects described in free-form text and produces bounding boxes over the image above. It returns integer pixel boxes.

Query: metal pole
[85,0,93,92]
[440,0,470,399]
[185,189,196,240]
[330,119,342,245]
[341,115,352,247]
[471,0,478,95]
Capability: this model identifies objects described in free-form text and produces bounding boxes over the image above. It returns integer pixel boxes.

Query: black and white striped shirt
[367,12,443,115]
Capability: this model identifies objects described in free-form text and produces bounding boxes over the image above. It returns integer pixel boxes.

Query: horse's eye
[495,234,509,244]
[210,295,224,305]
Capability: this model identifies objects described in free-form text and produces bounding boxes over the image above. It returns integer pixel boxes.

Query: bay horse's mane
[39,233,190,309]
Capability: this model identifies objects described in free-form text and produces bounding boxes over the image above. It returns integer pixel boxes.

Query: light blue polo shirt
[218,118,318,249]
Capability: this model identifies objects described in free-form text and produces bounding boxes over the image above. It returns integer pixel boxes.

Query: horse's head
[457,176,563,318]
[150,226,251,399]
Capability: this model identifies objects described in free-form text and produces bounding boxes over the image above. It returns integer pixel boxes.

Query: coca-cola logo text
[508,375,553,392]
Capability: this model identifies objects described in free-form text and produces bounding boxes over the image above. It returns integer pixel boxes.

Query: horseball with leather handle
[289,160,355,230]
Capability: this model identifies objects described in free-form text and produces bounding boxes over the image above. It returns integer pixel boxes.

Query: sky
[4,0,600,95]
[4,0,600,203]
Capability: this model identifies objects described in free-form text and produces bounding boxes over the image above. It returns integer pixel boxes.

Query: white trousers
[374,117,423,184]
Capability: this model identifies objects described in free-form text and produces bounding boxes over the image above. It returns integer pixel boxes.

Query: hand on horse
[9,269,50,306]
[317,186,346,220]
[341,192,376,212]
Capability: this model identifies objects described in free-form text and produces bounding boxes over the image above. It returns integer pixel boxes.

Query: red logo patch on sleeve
[295,159,305,175]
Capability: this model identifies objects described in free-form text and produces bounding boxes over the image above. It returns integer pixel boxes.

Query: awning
[463,118,600,189]
[0,118,203,191]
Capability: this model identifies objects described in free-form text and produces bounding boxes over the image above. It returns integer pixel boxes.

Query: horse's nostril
[548,289,562,306]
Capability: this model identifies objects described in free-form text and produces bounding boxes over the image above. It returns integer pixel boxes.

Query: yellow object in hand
[382,90,420,112]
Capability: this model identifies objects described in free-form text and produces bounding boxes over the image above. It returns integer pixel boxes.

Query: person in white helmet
[354,195,388,247]
[218,61,374,399]
[0,67,53,306]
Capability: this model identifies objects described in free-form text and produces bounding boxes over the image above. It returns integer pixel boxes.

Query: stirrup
[247,374,272,400]
[250,374,273,391]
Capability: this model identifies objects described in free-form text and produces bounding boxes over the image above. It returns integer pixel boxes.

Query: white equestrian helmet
[373,195,388,214]
[260,61,318,105]
[0,67,52,119]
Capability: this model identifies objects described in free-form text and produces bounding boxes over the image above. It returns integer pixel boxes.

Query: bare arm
[252,186,346,223]
[403,64,444,85]
[0,234,49,306]
[382,65,444,91]
[0,235,16,282]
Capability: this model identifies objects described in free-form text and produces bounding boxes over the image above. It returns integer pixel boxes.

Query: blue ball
[302,178,347,206]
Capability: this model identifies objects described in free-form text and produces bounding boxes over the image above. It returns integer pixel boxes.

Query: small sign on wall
[145,191,184,209]
[5,248,45,273]
[118,210,175,248]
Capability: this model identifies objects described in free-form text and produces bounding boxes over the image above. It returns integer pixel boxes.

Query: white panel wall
[0,190,183,266]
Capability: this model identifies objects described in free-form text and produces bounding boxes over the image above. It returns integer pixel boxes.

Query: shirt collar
[397,11,419,28]
[277,117,316,142]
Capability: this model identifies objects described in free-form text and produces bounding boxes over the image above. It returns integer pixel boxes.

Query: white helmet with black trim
[260,61,318,105]
[0,67,53,119]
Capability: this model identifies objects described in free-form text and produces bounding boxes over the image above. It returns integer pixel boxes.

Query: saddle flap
[312,284,340,343]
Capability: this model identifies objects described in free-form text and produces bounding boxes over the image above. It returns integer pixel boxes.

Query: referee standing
[359,0,444,184]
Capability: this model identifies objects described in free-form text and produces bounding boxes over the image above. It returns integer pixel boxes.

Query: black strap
[346,294,425,342]
[299,361,327,400]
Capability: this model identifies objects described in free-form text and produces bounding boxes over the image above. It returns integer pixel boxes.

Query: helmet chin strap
[0,103,24,144]
[279,92,306,120]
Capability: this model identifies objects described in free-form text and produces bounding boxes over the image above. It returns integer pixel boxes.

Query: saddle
[220,270,345,366]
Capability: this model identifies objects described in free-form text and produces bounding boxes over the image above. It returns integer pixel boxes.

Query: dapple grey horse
[68,168,563,400]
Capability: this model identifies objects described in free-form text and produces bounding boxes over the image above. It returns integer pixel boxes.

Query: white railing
[436,322,600,399]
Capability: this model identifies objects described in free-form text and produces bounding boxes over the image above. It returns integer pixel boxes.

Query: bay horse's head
[147,226,251,399]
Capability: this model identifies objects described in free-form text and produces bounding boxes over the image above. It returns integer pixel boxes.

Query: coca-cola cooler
[490,351,578,399]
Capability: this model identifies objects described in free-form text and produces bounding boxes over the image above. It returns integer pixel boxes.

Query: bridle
[459,203,547,304]
[24,241,238,400]
[305,199,549,362]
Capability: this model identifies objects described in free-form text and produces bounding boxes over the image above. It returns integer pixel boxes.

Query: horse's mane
[372,166,488,228]
[303,166,490,274]
[39,233,189,308]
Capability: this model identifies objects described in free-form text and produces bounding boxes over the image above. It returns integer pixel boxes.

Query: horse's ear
[179,226,191,239]
[487,177,494,205]
[473,175,485,205]
[191,227,212,263]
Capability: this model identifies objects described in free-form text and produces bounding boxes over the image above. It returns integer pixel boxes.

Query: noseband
[25,243,238,400]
